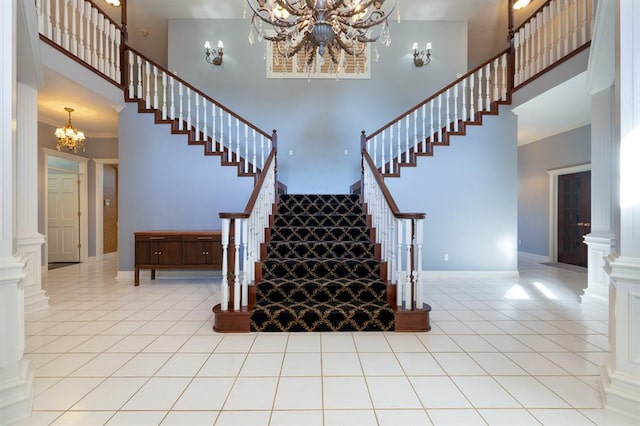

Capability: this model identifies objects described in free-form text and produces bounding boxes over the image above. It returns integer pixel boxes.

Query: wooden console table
[134,230,222,286]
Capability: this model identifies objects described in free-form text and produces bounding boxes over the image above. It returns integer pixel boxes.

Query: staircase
[250,194,396,332]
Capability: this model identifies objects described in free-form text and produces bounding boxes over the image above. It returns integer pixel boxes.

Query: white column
[582,87,617,310]
[16,82,48,314]
[601,0,640,420]
[0,0,34,423]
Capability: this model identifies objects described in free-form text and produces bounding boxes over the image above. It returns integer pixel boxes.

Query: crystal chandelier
[247,0,397,68]
[55,107,86,153]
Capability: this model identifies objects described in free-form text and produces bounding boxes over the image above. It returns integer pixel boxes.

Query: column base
[0,359,34,425]
[601,360,640,421]
[582,234,615,309]
[16,233,48,314]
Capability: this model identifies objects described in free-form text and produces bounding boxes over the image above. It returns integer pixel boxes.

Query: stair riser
[265,242,376,259]
[262,260,380,280]
[269,227,371,242]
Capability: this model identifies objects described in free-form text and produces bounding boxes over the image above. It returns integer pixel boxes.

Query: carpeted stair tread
[256,277,387,304]
[266,241,376,259]
[262,258,380,279]
[250,300,395,332]
[269,226,371,242]
[273,214,367,227]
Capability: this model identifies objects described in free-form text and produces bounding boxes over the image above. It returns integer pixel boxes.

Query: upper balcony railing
[36,0,122,84]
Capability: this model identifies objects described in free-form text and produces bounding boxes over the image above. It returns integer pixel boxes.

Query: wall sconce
[204,40,224,66]
[413,42,432,67]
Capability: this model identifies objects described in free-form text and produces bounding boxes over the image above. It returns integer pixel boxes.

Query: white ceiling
[37,0,591,144]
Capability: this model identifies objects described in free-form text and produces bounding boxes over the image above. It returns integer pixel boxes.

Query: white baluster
[477,64,484,112]
[421,105,426,152]
[542,5,549,69]
[236,118,241,165]
[501,54,508,100]
[389,126,394,174]
[556,0,563,60]
[162,73,168,120]
[252,129,257,174]
[169,76,175,119]
[136,56,143,99]
[537,13,544,73]
[144,61,151,108]
[109,24,116,79]
[91,8,98,68]
[373,135,378,167]
[413,110,418,156]
[244,125,249,173]
[469,75,475,120]
[77,0,85,60]
[98,13,105,73]
[572,0,578,49]
[70,0,77,54]
[429,100,434,142]
[524,22,530,81]
[437,94,442,142]
[462,78,467,121]
[581,0,587,45]
[445,88,451,132]
[260,134,265,169]
[397,120,402,166]
[54,0,62,44]
[415,219,424,307]
[202,98,207,141]
[454,83,459,132]
[153,66,159,109]
[564,0,570,55]
[549,1,556,64]
[241,219,249,306]
[514,31,521,85]
[212,105,218,149]
[233,220,241,311]
[381,130,386,172]
[84,3,92,62]
[227,114,232,163]
[405,116,410,165]
[115,28,121,83]
[127,50,134,97]
[186,89,191,131]
[195,93,200,137]
[46,0,53,39]
[36,0,44,33]
[404,218,412,309]
[485,63,491,107]
[178,82,184,128]
[395,219,403,306]
[220,218,230,311]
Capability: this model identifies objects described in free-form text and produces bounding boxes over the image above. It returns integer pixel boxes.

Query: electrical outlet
[444,253,449,261]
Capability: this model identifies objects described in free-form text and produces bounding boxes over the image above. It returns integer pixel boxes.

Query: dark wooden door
[558,171,591,267]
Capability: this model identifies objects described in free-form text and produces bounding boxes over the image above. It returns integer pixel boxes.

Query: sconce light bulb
[412,42,418,51]
[204,41,211,49]
[426,42,432,51]
[218,40,224,49]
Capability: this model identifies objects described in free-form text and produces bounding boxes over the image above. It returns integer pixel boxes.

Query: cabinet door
[135,240,155,265]
[184,240,214,265]
[155,241,183,265]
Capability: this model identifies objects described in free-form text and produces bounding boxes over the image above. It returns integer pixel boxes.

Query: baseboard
[421,270,519,279]
[518,251,550,263]
[117,269,222,282]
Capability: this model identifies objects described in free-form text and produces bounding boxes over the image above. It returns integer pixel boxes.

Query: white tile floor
[14,255,639,425]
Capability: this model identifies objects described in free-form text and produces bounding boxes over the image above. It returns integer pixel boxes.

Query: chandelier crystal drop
[55,107,86,153]
[247,0,397,67]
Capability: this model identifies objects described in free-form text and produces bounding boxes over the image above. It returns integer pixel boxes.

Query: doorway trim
[44,148,89,266]
[93,158,119,261]
[547,163,591,262]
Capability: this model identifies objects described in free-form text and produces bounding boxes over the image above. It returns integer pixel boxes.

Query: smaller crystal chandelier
[247,0,397,69]
[55,107,86,153]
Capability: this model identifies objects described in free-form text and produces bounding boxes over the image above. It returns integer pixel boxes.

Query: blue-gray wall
[167,19,468,193]
[517,125,591,257]
[386,106,519,271]
[117,105,255,271]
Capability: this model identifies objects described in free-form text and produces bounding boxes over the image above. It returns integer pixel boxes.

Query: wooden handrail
[220,146,278,220]
[366,48,510,141]
[362,150,425,221]
[124,45,274,141]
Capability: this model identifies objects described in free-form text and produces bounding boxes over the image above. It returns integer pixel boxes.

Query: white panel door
[48,174,80,262]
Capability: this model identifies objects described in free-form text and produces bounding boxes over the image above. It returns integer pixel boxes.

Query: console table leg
[151,269,156,280]
[134,267,140,286]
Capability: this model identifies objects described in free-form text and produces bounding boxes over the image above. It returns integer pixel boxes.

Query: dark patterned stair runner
[250,194,395,332]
